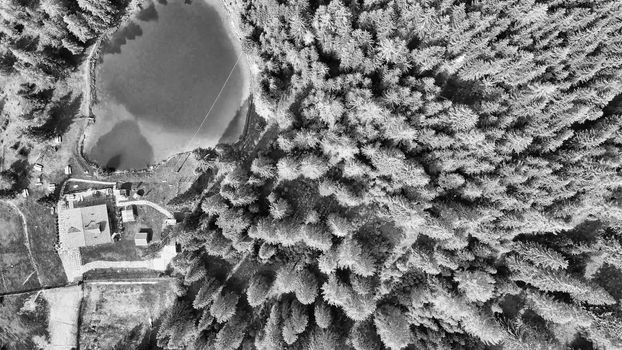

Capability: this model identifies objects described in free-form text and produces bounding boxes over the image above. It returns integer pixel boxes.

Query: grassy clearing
[0,291,49,350]
[124,205,167,240]
[18,199,67,287]
[80,240,151,264]
[80,204,167,264]
[0,202,40,293]
[79,280,177,350]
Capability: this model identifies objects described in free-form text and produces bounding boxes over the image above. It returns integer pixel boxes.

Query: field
[80,240,152,263]
[18,200,68,287]
[125,205,168,241]
[79,280,177,350]
[0,291,49,350]
[0,201,41,293]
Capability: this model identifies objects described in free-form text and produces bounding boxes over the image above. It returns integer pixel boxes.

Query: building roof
[81,204,111,246]
[58,204,111,248]
[121,207,135,222]
[58,208,87,248]
[134,231,150,246]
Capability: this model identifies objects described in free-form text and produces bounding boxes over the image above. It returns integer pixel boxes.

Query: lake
[85,0,249,170]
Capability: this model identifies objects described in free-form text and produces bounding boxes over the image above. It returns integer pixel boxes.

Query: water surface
[86,0,248,170]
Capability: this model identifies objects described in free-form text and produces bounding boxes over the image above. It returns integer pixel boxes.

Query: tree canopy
[5,0,622,349]
[166,0,622,348]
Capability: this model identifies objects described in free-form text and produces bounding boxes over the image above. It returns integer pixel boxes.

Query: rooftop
[58,204,111,248]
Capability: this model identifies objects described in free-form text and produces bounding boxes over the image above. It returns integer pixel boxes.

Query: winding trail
[1,200,43,287]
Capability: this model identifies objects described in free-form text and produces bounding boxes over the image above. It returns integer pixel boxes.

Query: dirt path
[59,177,116,197]
[117,199,174,219]
[59,244,177,283]
[1,200,43,287]
[42,285,82,350]
[82,38,101,117]
[80,245,177,274]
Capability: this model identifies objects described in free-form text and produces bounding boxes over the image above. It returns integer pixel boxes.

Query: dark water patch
[136,2,159,22]
[88,0,248,170]
[100,1,243,131]
[102,21,144,55]
[88,120,154,171]
[218,97,250,144]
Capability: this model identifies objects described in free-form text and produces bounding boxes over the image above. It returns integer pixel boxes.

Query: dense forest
[2,0,622,349]
[163,0,622,349]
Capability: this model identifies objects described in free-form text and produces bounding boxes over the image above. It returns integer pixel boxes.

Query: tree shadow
[217,97,250,145]
[27,93,82,142]
[0,159,30,197]
[105,154,122,171]
[88,120,154,171]
[168,168,215,206]
[136,2,159,22]
[102,21,144,55]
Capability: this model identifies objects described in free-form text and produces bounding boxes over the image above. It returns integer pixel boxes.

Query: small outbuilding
[121,207,135,223]
[33,164,43,172]
[21,189,29,198]
[113,189,128,201]
[47,183,56,192]
[64,165,72,175]
[134,231,150,247]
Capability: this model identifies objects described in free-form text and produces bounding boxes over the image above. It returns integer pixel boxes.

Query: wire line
[172,53,242,171]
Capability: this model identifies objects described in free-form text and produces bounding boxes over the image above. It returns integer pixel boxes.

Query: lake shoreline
[79,0,254,175]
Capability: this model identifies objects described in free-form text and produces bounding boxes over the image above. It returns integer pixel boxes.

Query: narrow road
[64,178,116,186]
[1,200,43,287]
[59,177,116,198]
[117,199,174,218]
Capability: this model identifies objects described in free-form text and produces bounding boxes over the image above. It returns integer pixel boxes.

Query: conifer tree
[247,274,272,307]
[210,290,240,323]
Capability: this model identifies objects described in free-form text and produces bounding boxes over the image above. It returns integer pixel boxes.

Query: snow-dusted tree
[454,270,496,303]
[210,290,240,323]
[247,274,273,307]
[314,300,333,329]
[373,305,412,350]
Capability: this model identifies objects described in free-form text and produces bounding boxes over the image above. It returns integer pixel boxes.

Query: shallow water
[86,0,248,170]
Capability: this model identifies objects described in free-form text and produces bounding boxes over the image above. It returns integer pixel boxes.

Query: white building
[121,207,135,223]
[57,204,112,248]
[134,231,150,246]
